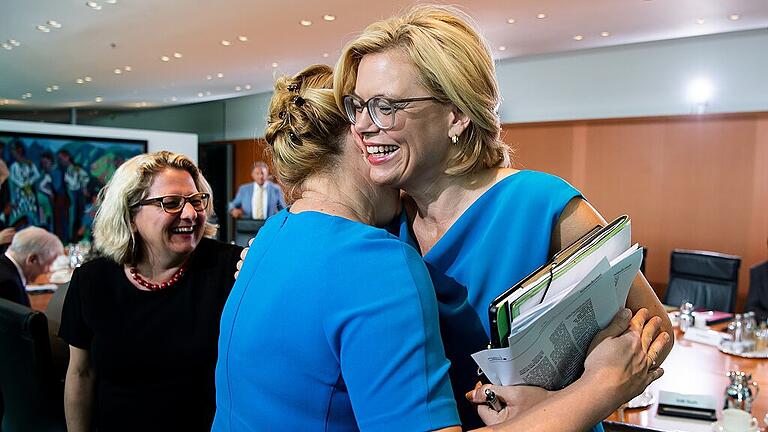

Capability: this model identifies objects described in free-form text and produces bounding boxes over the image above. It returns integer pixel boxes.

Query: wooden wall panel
[229,138,272,191]
[503,113,768,311]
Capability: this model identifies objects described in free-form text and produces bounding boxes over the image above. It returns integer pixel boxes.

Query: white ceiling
[1,0,766,110]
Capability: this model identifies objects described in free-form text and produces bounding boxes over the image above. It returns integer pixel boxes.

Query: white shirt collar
[4,251,26,286]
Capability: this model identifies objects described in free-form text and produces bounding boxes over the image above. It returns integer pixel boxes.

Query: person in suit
[228,162,286,220]
[745,238,768,321]
[0,226,63,306]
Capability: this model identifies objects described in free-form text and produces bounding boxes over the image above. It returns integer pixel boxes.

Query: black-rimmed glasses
[133,192,210,214]
[342,94,439,130]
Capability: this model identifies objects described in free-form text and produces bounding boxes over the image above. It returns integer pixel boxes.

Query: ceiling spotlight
[140,102,147,107]
[206,75,212,80]
[300,20,312,26]
[52,85,59,90]
[46,87,53,92]
[600,31,610,37]
[1,43,11,50]
[160,55,170,62]
[47,20,62,28]
[76,78,85,84]
[235,86,242,91]
[9,39,20,47]
[729,14,740,21]
[498,46,506,51]
[238,35,248,42]
[245,84,251,90]
[221,40,231,46]
[36,25,50,32]
[173,52,182,58]
[506,18,516,24]
[84,76,92,82]
[197,92,204,97]
[696,18,705,25]
[171,96,177,101]
[573,35,584,41]
[271,62,278,68]
[104,0,117,4]
[86,1,102,10]
[536,13,547,19]
[124,65,132,71]
[114,68,122,74]
[95,96,103,102]
[323,14,336,21]
[216,72,224,78]
[322,53,329,58]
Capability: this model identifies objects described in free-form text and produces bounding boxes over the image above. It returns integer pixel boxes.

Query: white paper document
[472,245,642,390]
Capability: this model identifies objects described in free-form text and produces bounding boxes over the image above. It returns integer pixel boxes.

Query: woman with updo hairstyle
[60,150,242,432]
[213,64,668,431]
[336,4,673,430]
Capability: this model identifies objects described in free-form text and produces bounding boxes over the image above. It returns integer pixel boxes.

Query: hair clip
[288,131,302,145]
[287,83,299,92]
[278,111,286,119]
[292,96,305,107]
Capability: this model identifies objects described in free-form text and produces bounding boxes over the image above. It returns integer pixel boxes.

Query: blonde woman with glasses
[60,151,242,432]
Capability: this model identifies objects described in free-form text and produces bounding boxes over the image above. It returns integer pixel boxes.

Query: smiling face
[132,168,206,265]
[351,50,458,191]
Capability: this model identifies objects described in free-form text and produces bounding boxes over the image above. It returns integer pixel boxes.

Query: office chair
[0,298,65,432]
[663,249,741,312]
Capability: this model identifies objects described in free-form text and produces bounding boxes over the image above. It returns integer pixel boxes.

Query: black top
[0,254,29,307]
[746,261,768,322]
[59,237,242,432]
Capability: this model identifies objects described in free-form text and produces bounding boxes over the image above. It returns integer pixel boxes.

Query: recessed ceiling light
[46,87,53,92]
[729,14,740,21]
[323,14,336,21]
[124,65,132,71]
[238,35,248,42]
[221,40,231,46]
[95,96,103,102]
[206,75,212,80]
[506,18,516,24]
[536,13,547,19]
[85,1,102,10]
[696,18,705,25]
[36,25,50,32]
[1,43,11,50]
[573,35,584,41]
[245,84,252,90]
[498,46,506,51]
[197,92,204,97]
[173,52,182,58]
[160,55,170,62]
[9,39,20,47]
[217,72,224,78]
[114,68,122,74]
[272,62,278,68]
[47,20,62,28]
[76,78,85,84]
[171,96,177,101]
[84,76,92,82]
[600,31,610,37]
[52,85,59,90]
[140,102,147,107]
[104,0,117,4]
[322,53,329,58]
[300,20,312,26]
[235,86,242,91]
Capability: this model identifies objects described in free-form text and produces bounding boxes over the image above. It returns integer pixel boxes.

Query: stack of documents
[472,215,643,390]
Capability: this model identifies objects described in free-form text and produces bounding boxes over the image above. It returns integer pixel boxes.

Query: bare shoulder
[493,167,520,184]
[550,198,607,256]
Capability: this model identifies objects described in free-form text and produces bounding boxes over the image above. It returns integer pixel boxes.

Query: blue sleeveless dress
[399,170,604,432]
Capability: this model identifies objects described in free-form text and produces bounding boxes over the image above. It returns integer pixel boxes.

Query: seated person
[0,226,63,306]
[227,161,286,220]
[745,238,768,321]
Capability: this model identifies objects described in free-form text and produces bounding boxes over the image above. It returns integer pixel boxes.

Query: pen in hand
[484,388,504,412]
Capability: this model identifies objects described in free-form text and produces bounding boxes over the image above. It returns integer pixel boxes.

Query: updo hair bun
[264,64,349,201]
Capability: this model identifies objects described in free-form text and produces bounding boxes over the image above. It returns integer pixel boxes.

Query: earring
[451,135,459,145]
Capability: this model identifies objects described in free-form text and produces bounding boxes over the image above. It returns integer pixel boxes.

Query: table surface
[607,324,768,431]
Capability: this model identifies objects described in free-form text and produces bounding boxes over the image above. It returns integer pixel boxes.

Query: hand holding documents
[472,215,643,391]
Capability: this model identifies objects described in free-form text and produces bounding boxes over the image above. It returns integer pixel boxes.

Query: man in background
[746,237,768,322]
[0,226,63,307]
[228,161,286,220]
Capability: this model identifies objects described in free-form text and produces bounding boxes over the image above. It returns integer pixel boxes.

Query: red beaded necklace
[129,263,188,291]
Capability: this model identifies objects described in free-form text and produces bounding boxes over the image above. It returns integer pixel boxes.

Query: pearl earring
[451,135,459,145]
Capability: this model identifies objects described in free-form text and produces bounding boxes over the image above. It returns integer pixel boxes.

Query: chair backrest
[0,298,65,432]
[664,249,741,312]
[45,282,71,381]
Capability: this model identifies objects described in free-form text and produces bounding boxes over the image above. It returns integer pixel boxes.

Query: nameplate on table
[26,283,58,293]
[657,390,717,421]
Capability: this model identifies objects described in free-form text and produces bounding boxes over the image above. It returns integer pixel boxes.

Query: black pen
[484,388,504,412]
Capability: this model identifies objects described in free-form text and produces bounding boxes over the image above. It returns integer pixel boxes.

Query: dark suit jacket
[745,261,768,322]
[0,254,29,307]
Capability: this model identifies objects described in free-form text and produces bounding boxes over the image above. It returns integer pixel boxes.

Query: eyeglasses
[134,192,210,214]
[342,94,439,130]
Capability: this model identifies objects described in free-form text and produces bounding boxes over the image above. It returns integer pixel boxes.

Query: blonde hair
[92,150,217,265]
[334,4,510,176]
[265,64,348,200]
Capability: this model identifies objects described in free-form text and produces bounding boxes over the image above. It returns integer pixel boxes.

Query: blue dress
[213,210,459,432]
[399,170,603,431]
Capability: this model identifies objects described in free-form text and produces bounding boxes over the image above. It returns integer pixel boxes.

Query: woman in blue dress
[216,65,668,431]
[335,5,674,429]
